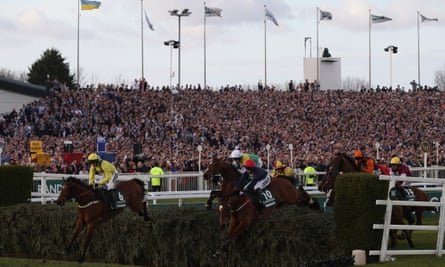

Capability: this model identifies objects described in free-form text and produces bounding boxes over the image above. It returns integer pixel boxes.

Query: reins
[78,200,101,209]
[228,197,251,213]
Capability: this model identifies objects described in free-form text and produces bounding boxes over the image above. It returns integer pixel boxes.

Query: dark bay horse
[318,153,360,207]
[390,205,414,248]
[56,177,150,263]
[213,176,301,257]
[203,157,241,228]
[295,185,321,210]
[319,153,434,225]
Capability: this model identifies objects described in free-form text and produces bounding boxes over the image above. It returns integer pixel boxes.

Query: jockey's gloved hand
[233,188,240,195]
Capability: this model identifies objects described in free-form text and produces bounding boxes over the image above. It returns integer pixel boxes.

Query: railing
[30,170,327,206]
[369,175,445,261]
[31,167,444,209]
[31,172,215,206]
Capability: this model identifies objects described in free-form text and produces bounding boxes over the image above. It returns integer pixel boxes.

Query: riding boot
[254,189,264,220]
[108,190,117,210]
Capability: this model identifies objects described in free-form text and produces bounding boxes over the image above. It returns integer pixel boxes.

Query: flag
[205,7,222,17]
[371,14,392,23]
[320,9,332,20]
[144,10,154,31]
[420,13,438,23]
[265,8,279,26]
[81,0,101,10]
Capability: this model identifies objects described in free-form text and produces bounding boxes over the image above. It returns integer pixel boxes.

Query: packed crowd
[1,84,444,174]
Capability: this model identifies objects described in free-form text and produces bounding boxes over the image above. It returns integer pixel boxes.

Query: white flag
[371,14,392,23]
[320,10,332,20]
[205,7,222,17]
[420,13,438,23]
[265,8,279,26]
[144,10,154,31]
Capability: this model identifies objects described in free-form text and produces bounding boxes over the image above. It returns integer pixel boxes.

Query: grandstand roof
[0,89,38,116]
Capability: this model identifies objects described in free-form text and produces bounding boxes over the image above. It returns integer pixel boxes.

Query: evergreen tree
[27,48,74,88]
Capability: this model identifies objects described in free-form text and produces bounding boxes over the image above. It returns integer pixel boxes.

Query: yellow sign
[30,140,43,153]
[36,152,51,167]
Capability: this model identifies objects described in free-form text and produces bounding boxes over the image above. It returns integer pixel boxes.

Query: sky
[1,0,444,90]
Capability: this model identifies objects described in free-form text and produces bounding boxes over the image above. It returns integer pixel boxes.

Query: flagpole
[204,2,207,90]
[141,0,144,80]
[417,11,421,87]
[264,5,267,89]
[316,7,320,86]
[368,9,372,89]
[77,0,80,88]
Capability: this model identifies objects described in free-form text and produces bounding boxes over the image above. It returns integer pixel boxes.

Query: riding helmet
[390,157,401,165]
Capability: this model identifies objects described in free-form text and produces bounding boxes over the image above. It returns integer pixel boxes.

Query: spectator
[149,161,164,192]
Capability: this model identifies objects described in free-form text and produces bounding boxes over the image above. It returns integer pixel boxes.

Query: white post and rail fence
[370,174,445,261]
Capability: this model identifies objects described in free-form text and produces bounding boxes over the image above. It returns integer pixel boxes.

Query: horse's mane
[338,153,360,171]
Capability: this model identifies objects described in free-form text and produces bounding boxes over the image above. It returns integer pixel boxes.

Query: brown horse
[295,185,321,210]
[203,157,241,228]
[213,176,301,257]
[56,177,150,263]
[204,157,319,228]
[319,153,435,224]
[390,205,415,248]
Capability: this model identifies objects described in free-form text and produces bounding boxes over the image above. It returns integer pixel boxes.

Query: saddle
[255,188,276,208]
[95,188,127,208]
[389,186,416,201]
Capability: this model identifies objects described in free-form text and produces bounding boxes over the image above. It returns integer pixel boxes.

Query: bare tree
[342,77,367,91]
[434,68,445,91]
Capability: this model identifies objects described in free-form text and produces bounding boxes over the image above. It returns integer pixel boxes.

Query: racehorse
[213,176,301,257]
[318,153,360,207]
[295,185,321,210]
[56,177,150,263]
[318,153,435,225]
[390,205,414,248]
[203,157,241,228]
[204,157,319,228]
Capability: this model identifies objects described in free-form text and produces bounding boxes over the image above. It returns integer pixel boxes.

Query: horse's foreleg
[205,190,219,210]
[79,222,99,263]
[212,239,231,258]
[403,230,415,248]
[66,219,84,253]
[140,201,151,221]
[415,207,424,225]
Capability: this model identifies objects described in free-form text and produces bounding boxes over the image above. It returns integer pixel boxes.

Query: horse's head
[319,155,343,192]
[319,153,360,192]
[319,164,337,192]
[204,157,240,185]
[203,157,220,181]
[56,177,91,206]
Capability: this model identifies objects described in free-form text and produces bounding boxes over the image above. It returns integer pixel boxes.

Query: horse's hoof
[144,216,152,222]
[212,249,226,258]
[78,256,85,264]
[205,204,212,211]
